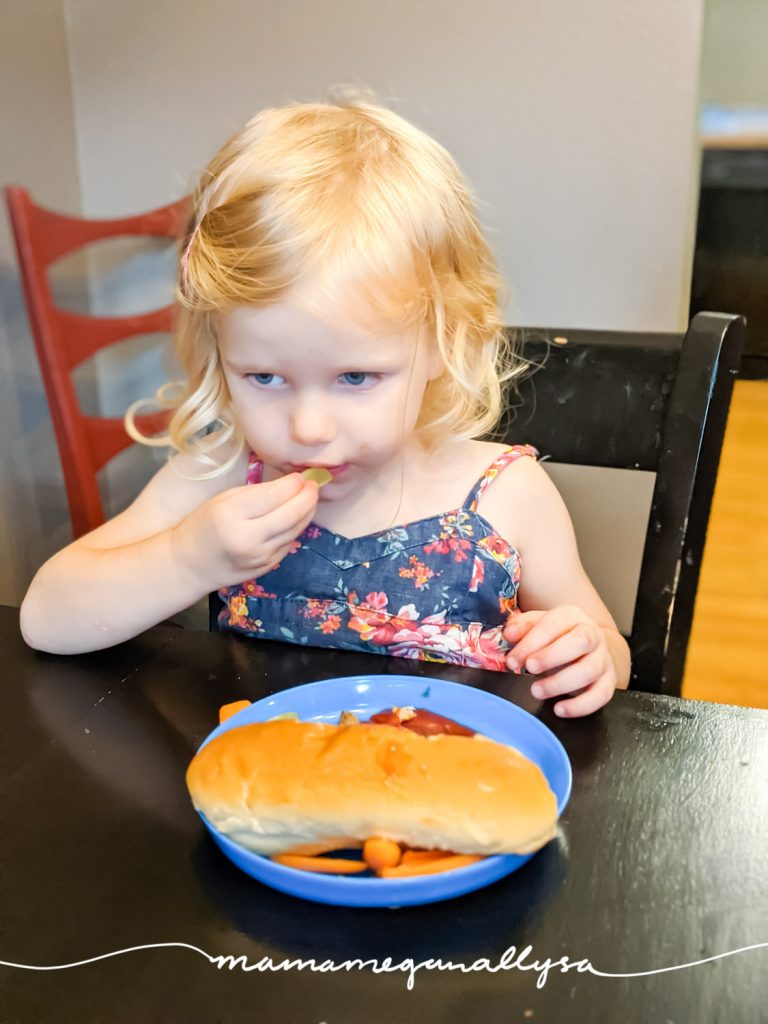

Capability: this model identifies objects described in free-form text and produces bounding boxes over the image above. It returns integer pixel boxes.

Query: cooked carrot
[363,837,402,870]
[283,840,363,857]
[378,854,483,878]
[272,854,368,874]
[400,849,453,865]
[218,700,251,724]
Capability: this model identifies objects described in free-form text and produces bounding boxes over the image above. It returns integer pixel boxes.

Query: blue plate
[194,675,571,907]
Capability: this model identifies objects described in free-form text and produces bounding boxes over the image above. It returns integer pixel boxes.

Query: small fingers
[502,612,541,644]
[267,498,318,549]
[258,480,319,540]
[228,484,318,578]
[506,606,583,671]
[529,651,609,699]
[259,538,298,576]
[240,473,308,518]
[552,673,616,718]
[521,623,602,675]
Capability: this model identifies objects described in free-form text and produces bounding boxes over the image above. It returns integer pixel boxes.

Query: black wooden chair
[499,311,745,696]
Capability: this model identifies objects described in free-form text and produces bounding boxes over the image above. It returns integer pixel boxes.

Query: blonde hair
[128,92,524,470]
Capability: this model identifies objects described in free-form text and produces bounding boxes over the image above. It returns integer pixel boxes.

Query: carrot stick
[378,854,483,878]
[283,840,363,857]
[363,838,402,870]
[218,700,251,724]
[272,854,368,874]
[400,849,453,865]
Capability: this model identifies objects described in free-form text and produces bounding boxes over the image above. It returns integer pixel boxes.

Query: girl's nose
[289,397,337,447]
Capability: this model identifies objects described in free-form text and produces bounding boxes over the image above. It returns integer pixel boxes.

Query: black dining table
[1,603,766,1023]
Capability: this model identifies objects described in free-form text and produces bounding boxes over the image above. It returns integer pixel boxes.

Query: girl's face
[218,301,442,498]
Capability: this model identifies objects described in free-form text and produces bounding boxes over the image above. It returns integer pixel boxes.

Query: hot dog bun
[186,719,559,857]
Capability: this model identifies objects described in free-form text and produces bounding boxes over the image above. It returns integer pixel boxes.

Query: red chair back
[5,186,191,537]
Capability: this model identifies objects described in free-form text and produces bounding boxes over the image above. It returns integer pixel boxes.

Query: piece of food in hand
[218,700,252,724]
[186,719,558,859]
[301,467,333,486]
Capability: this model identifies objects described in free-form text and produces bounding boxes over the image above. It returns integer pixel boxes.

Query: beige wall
[2,0,706,608]
[67,0,704,332]
[0,0,82,604]
[700,0,768,104]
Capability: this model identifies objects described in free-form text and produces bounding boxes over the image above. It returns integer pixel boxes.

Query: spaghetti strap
[462,444,538,512]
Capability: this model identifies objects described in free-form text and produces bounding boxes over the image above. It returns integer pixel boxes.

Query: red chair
[5,186,191,538]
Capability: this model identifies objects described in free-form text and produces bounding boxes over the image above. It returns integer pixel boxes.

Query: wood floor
[681,379,768,709]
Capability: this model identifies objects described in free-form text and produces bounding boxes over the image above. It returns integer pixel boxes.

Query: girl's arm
[20,453,319,655]
[483,456,631,716]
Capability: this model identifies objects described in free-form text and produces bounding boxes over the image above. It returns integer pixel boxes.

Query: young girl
[20,96,630,717]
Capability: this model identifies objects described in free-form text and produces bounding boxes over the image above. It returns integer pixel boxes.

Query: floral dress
[217,445,537,671]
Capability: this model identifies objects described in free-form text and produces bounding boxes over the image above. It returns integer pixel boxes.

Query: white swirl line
[1,940,766,987]
[587,942,768,979]
[0,943,215,970]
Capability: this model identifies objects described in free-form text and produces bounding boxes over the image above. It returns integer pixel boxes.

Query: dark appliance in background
[690,146,768,379]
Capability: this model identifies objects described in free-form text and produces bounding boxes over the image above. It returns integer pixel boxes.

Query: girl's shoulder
[459,438,563,547]
[415,437,541,505]
[468,438,538,471]
[437,438,539,487]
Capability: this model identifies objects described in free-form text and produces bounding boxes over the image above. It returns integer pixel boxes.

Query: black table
[2,604,766,1023]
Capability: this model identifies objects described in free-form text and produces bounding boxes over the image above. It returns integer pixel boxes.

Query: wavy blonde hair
[127,92,524,470]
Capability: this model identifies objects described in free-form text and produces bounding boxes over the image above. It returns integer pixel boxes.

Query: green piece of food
[268,711,300,721]
[301,467,333,486]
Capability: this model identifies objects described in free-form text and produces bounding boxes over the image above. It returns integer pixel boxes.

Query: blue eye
[340,372,369,386]
[248,373,285,387]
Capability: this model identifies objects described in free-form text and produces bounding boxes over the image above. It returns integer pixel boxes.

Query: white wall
[67,0,704,331]
[700,0,768,104]
[0,0,82,604]
[1,0,706,607]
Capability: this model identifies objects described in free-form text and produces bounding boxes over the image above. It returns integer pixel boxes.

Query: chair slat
[503,332,681,471]
[27,194,191,266]
[84,412,171,472]
[56,307,176,370]
[5,184,188,537]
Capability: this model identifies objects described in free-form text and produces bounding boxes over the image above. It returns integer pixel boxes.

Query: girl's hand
[503,606,618,718]
[171,473,319,591]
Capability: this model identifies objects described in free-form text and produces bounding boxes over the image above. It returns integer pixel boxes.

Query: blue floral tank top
[217,445,537,671]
